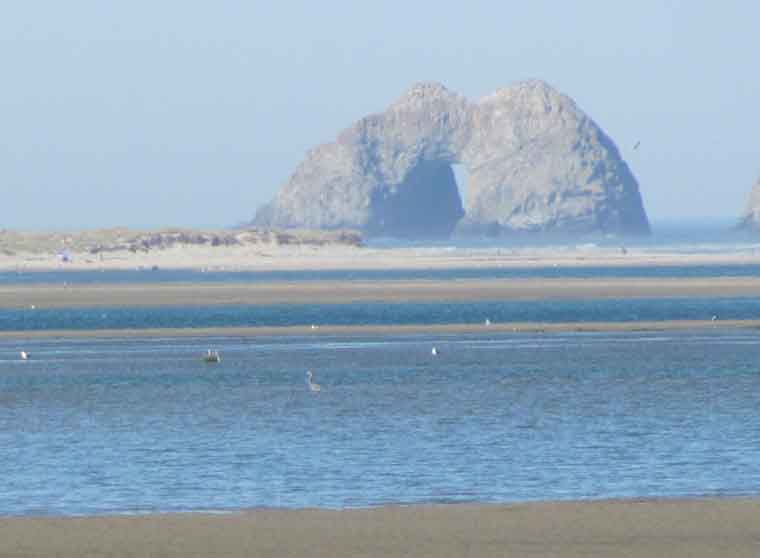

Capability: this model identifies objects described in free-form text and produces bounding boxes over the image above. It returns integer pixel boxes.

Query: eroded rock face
[255,80,650,237]
[739,178,760,230]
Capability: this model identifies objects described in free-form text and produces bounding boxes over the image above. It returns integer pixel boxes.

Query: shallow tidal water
[3,297,760,332]
[5,262,760,286]
[2,329,760,516]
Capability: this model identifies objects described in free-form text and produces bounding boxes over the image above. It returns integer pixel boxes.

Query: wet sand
[3,276,760,309]
[2,499,759,557]
[3,276,759,338]
[0,318,758,340]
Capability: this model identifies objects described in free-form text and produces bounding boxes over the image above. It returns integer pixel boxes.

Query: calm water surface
[6,263,760,285]
[2,329,760,516]
[3,297,760,331]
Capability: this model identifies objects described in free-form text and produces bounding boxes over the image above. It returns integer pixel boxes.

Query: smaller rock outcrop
[738,178,760,230]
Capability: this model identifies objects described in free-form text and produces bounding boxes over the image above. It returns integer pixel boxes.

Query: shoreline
[2,498,759,557]
[3,276,760,308]
[4,242,760,273]
[1,318,758,339]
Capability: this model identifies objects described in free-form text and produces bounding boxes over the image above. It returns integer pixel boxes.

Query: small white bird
[431,346,439,356]
[484,318,491,326]
[711,315,718,322]
[20,351,29,360]
[306,370,321,392]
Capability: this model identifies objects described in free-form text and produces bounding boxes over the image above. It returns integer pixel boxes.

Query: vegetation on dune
[0,228,363,255]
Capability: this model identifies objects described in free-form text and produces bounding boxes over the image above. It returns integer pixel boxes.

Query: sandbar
[3,276,760,309]
[1,499,759,557]
[0,319,759,340]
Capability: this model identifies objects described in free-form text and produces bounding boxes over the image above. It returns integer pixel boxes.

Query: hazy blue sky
[1,1,757,229]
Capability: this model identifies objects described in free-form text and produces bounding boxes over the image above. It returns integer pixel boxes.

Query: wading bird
[306,370,321,392]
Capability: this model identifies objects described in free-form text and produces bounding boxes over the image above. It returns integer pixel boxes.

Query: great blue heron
[306,370,321,392]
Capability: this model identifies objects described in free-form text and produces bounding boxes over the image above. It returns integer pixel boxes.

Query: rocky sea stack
[254,81,650,238]
[738,177,760,230]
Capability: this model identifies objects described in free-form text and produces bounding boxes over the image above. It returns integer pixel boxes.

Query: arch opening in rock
[452,163,470,210]
[365,160,464,238]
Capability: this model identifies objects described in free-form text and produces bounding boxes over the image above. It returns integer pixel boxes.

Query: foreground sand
[2,499,759,557]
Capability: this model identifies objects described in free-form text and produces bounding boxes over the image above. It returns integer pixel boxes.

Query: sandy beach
[3,232,760,273]
[2,499,759,557]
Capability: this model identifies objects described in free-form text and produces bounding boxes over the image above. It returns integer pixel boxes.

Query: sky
[1,1,758,229]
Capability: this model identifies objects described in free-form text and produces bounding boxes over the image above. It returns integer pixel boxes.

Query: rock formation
[738,177,760,230]
[254,80,650,238]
